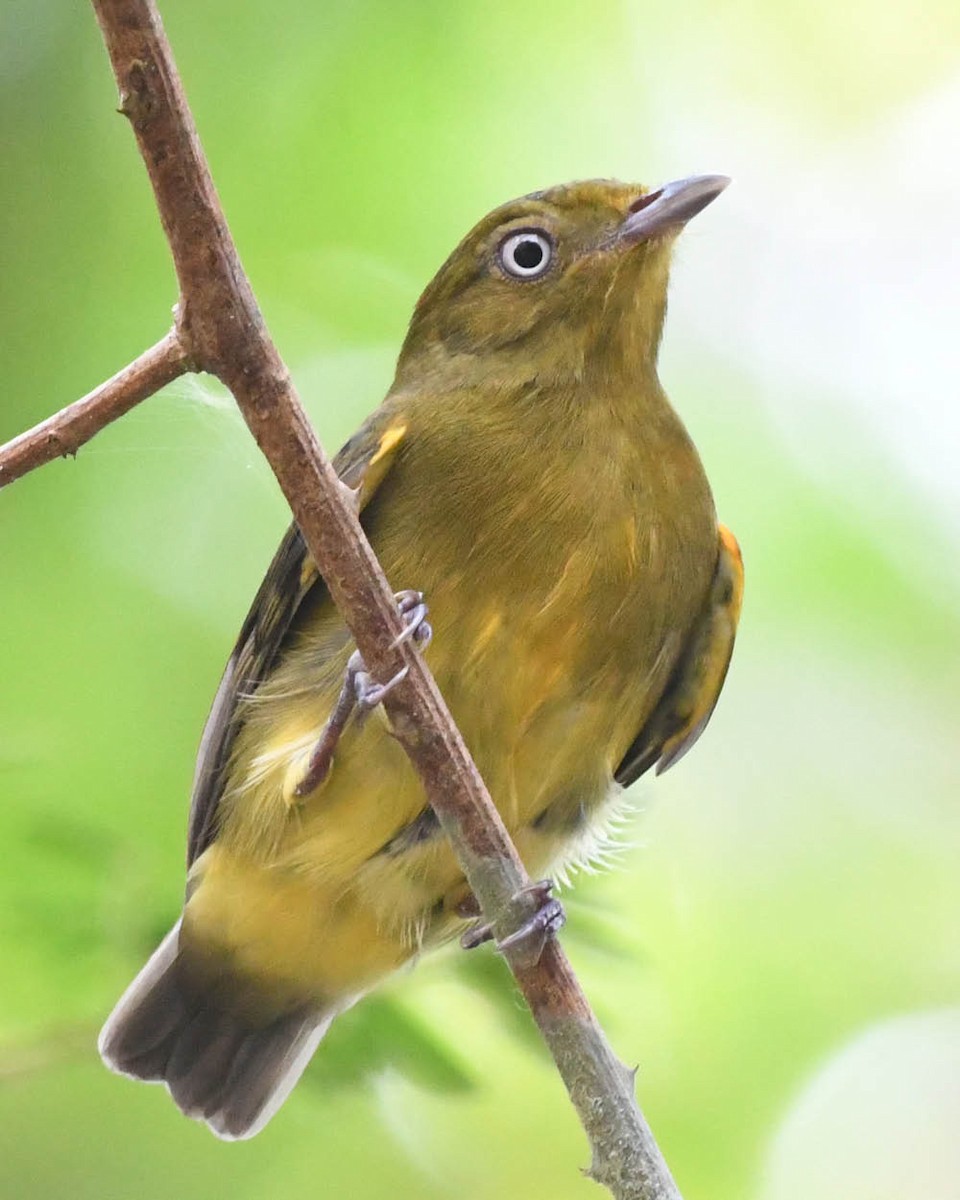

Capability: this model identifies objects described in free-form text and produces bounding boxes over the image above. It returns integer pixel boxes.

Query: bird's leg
[293,651,366,798]
[294,590,431,798]
[460,880,566,967]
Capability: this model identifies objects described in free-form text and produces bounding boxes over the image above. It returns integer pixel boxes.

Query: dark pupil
[513,238,544,270]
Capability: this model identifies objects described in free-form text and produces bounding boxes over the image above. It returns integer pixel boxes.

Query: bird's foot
[353,589,432,713]
[497,881,566,964]
[390,589,433,649]
[294,590,431,798]
[460,880,565,967]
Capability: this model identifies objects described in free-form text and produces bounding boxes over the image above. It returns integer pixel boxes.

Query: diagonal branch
[0,330,187,486]
[3,2,684,1196]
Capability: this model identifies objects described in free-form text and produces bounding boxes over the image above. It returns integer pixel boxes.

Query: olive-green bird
[100,175,744,1139]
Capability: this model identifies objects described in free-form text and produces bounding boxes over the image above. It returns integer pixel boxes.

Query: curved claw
[356,664,410,713]
[497,898,565,957]
[391,589,432,650]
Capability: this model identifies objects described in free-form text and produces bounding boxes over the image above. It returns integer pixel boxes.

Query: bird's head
[395,175,729,392]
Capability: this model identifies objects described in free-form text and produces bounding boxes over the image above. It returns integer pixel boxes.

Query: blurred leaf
[305,993,475,1095]
[450,953,544,1057]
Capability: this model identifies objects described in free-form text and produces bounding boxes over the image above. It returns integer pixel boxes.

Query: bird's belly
[186,502,712,1011]
[346,544,678,904]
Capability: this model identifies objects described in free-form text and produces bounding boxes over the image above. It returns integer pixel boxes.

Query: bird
[99,174,744,1140]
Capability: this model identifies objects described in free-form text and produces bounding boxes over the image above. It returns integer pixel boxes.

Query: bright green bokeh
[2,2,958,1198]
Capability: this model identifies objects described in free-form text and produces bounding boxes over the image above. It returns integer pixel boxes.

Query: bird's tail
[98,921,334,1140]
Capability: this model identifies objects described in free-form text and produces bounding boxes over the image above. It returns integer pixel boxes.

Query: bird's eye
[498,230,554,280]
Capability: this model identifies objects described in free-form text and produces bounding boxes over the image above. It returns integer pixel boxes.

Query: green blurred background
[2,2,959,1197]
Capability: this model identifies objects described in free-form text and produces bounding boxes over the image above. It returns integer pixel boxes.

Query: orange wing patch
[615,524,744,786]
[657,524,743,772]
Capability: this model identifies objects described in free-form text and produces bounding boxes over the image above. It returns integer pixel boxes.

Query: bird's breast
[371,422,716,835]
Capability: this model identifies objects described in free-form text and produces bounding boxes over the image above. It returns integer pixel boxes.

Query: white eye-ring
[498,230,554,279]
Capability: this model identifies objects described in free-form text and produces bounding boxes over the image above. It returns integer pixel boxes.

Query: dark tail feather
[98,921,333,1140]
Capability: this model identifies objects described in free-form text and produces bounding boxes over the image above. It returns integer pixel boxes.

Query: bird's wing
[614,525,743,787]
[186,414,409,866]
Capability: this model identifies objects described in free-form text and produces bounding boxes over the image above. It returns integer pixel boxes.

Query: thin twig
[0,330,187,487]
[5,3,684,1195]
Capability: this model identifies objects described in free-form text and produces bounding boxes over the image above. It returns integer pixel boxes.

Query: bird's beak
[619,174,730,244]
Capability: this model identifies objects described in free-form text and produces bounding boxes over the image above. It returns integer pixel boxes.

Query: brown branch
[6,2,684,1195]
[0,330,187,487]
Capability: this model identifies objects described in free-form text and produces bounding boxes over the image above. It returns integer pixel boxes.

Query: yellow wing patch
[296,422,408,599]
[298,554,319,592]
[358,422,407,507]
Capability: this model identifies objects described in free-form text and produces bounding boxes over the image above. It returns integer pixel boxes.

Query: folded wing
[615,524,743,787]
[186,415,409,864]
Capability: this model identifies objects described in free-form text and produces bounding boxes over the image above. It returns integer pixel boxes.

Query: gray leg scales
[294,590,431,799]
[460,880,565,967]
